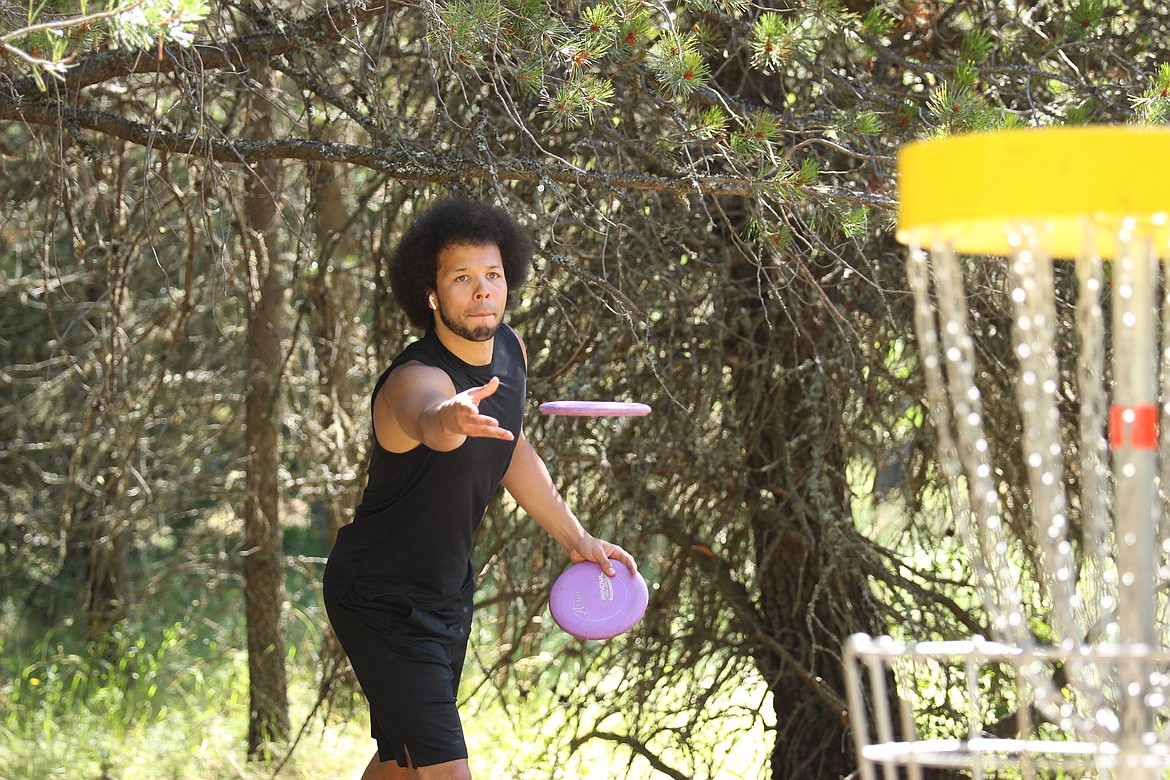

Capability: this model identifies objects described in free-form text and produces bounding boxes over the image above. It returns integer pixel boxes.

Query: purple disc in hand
[539,401,651,417]
[549,561,649,640]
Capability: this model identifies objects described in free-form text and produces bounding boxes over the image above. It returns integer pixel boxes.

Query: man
[323,198,637,780]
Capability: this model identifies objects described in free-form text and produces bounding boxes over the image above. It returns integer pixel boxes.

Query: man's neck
[435,324,495,366]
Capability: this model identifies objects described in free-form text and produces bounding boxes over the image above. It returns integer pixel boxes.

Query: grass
[0,563,771,780]
[0,504,773,779]
[0,612,770,779]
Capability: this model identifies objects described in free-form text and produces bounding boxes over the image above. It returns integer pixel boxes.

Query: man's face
[433,243,508,342]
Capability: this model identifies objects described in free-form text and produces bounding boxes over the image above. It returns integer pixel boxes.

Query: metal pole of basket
[1110,231,1158,771]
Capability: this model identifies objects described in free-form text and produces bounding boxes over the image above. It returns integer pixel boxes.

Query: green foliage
[503,0,564,48]
[563,33,612,69]
[579,3,620,41]
[514,57,546,96]
[544,73,617,127]
[427,0,503,65]
[0,513,353,778]
[692,105,729,141]
[1064,99,1097,124]
[0,560,768,779]
[648,31,711,99]
[956,28,995,65]
[796,157,820,184]
[926,63,1006,136]
[1063,0,1105,38]
[729,111,781,158]
[850,109,884,136]
[840,205,869,240]
[788,0,853,33]
[688,19,723,57]
[0,621,249,778]
[750,12,806,74]
[858,7,895,38]
[1132,63,1170,124]
[107,0,209,50]
[744,214,795,252]
[1,0,208,85]
[614,11,658,53]
[682,0,749,19]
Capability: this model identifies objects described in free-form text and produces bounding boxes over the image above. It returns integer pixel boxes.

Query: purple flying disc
[539,401,652,417]
[549,561,649,640]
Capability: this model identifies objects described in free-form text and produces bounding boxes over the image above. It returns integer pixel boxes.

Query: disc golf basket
[844,128,1170,779]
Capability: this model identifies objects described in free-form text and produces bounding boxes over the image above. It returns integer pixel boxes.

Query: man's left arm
[501,433,637,577]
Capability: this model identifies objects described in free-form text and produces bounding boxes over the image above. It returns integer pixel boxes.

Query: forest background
[2,1,1169,778]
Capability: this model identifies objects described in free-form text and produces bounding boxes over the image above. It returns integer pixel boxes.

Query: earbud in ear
[429,295,437,309]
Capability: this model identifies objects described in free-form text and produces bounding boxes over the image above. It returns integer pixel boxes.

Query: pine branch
[860,34,1132,112]
[3,0,400,100]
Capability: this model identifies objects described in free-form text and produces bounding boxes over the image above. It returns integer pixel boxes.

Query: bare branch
[569,731,690,780]
[0,100,895,210]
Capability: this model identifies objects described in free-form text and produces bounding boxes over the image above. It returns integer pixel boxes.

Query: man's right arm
[374,363,513,453]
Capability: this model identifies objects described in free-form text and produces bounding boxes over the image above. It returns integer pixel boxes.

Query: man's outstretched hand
[437,376,515,442]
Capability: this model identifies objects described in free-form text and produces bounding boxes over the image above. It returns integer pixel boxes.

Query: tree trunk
[77,236,130,648]
[81,509,128,643]
[242,76,290,760]
[727,260,883,779]
[307,159,362,689]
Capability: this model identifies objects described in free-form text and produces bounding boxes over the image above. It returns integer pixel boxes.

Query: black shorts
[324,578,474,768]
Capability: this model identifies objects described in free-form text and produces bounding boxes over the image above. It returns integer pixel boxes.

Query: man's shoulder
[498,323,524,350]
[496,324,528,368]
[389,330,438,365]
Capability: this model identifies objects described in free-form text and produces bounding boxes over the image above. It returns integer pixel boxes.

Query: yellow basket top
[896,126,1170,259]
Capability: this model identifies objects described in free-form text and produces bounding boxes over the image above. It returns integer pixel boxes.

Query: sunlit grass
[0,619,388,779]
[0,509,771,779]
[459,626,772,779]
[0,597,770,779]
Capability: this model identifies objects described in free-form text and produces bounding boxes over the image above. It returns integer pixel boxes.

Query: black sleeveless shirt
[323,325,525,604]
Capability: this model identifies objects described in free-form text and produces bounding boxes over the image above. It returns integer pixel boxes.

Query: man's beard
[440,308,499,342]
